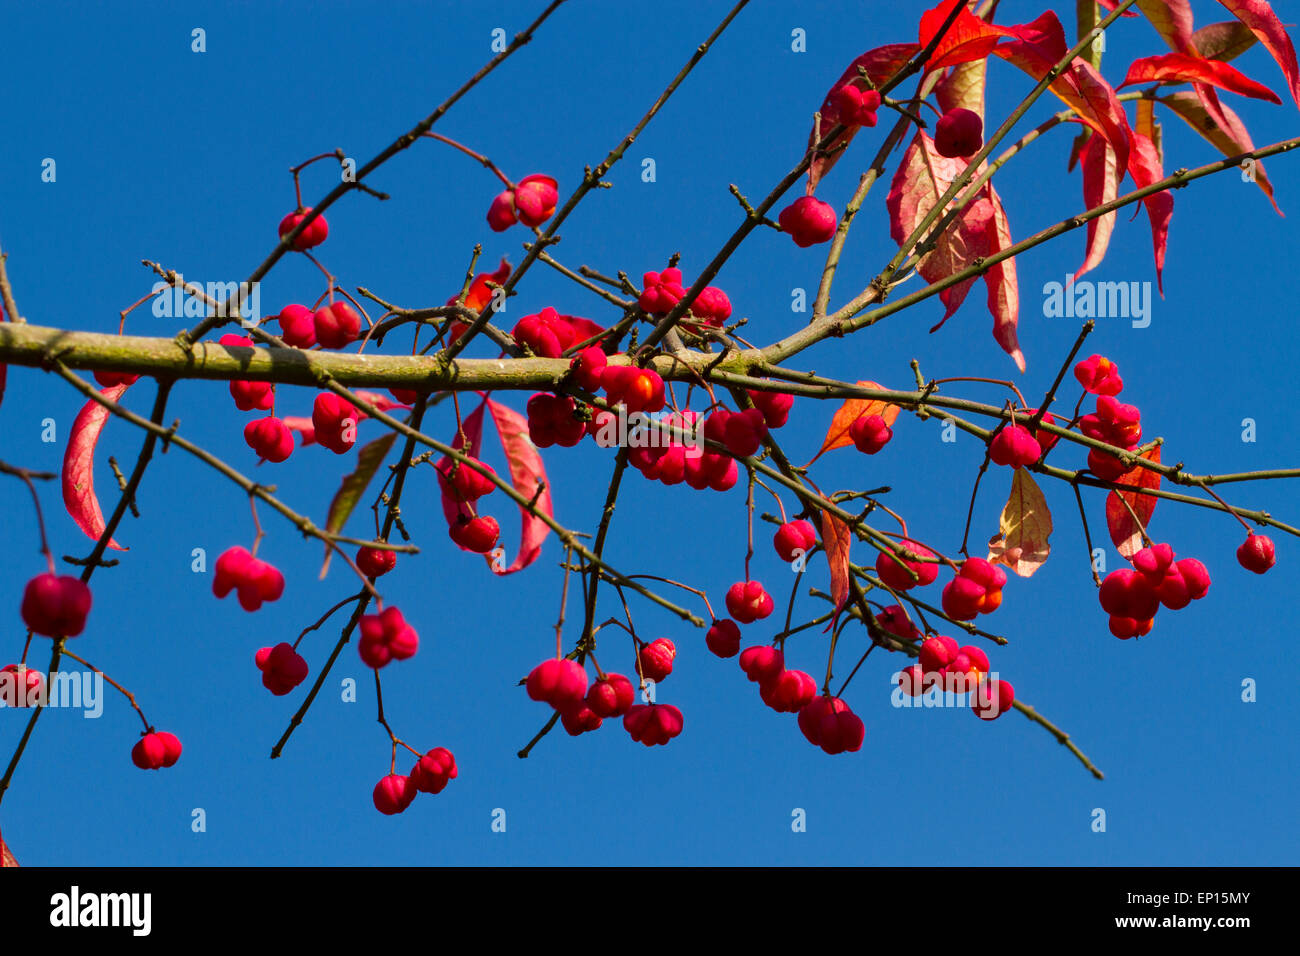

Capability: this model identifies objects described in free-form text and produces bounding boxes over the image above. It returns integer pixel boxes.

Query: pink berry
[276,303,317,348]
[739,645,785,684]
[1237,534,1276,574]
[726,580,775,624]
[849,413,892,454]
[356,546,397,579]
[255,642,309,696]
[705,619,742,658]
[358,606,419,669]
[636,638,676,683]
[447,514,500,554]
[313,302,362,350]
[373,774,416,815]
[244,416,295,463]
[410,748,457,794]
[875,539,939,591]
[778,197,838,247]
[20,573,93,638]
[773,520,818,563]
[278,207,328,250]
[934,108,983,158]
[586,673,635,718]
[525,658,588,711]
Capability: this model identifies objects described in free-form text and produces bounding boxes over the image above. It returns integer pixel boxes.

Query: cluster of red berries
[273,301,362,351]
[875,539,940,591]
[373,747,458,815]
[636,266,732,328]
[488,175,558,231]
[439,453,502,555]
[736,644,862,753]
[1098,542,1211,638]
[356,545,397,578]
[213,547,285,612]
[941,557,1007,621]
[513,307,603,359]
[1072,355,1142,480]
[525,655,683,747]
[899,636,1014,721]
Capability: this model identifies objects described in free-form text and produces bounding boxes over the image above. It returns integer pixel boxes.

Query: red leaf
[283,416,316,447]
[1106,445,1163,558]
[1076,129,1121,280]
[439,398,553,575]
[63,384,130,551]
[447,258,512,342]
[0,826,17,867]
[1160,88,1281,212]
[818,509,852,629]
[1193,19,1260,60]
[486,398,553,575]
[936,60,988,120]
[806,381,901,467]
[1135,0,1197,52]
[1097,0,1142,18]
[982,182,1023,372]
[1214,0,1300,109]
[919,0,1012,70]
[1128,113,1175,295]
[887,132,988,323]
[809,43,921,189]
[996,12,1132,174]
[1121,51,1282,102]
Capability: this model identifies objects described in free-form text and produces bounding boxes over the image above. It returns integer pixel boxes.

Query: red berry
[623,703,683,746]
[943,645,989,693]
[526,393,586,448]
[312,393,359,454]
[849,414,892,454]
[833,84,882,127]
[972,679,1015,720]
[797,696,864,755]
[601,365,666,414]
[132,731,181,771]
[1098,568,1159,620]
[1132,543,1176,583]
[514,307,578,358]
[875,605,921,645]
[875,539,938,591]
[747,389,794,428]
[918,635,959,674]
[1020,408,1061,454]
[636,638,676,683]
[244,416,295,463]
[314,302,361,350]
[255,642,309,696]
[1,664,44,707]
[739,645,784,684]
[212,546,285,612]
[20,573,93,638]
[940,557,1007,620]
[759,669,818,713]
[586,673,635,718]
[934,108,983,158]
[513,174,558,228]
[356,546,397,578]
[778,196,837,247]
[279,207,328,250]
[898,664,929,697]
[410,747,457,794]
[94,369,140,387]
[638,268,687,314]
[569,347,608,392]
[1074,354,1123,396]
[487,190,518,231]
[372,773,416,815]
[276,303,317,348]
[705,619,742,658]
[229,379,274,412]
[691,286,732,327]
[560,704,603,736]
[436,456,497,502]
[447,514,500,554]
[773,520,818,563]
[358,606,419,669]
[525,658,588,711]
[726,580,775,624]
[1237,534,1276,574]
[988,424,1041,468]
[390,388,419,405]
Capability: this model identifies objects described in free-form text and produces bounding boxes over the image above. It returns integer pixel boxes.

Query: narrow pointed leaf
[982,182,1023,371]
[63,383,131,551]
[319,432,398,577]
[1076,130,1120,279]
[1159,89,1281,211]
[1106,445,1163,558]
[1121,51,1282,102]
[1214,0,1300,109]
[485,398,553,575]
[1193,19,1260,61]
[819,509,852,628]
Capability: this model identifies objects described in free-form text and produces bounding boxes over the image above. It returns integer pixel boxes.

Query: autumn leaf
[983,182,1023,372]
[805,381,900,467]
[319,433,398,578]
[1214,0,1300,109]
[63,383,131,551]
[819,509,852,628]
[1076,128,1120,280]
[1129,107,1175,295]
[0,827,16,867]
[1192,20,1259,61]
[935,59,987,119]
[1160,89,1281,212]
[1134,0,1197,52]
[988,469,1053,577]
[920,0,1011,70]
[1106,445,1163,558]
[1122,52,1282,103]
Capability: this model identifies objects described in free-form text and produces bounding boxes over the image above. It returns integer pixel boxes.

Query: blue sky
[1,0,1297,865]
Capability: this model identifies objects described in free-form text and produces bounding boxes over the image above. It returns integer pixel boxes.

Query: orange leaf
[806,381,900,466]
[1106,445,1162,558]
[988,469,1052,577]
[819,509,852,628]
